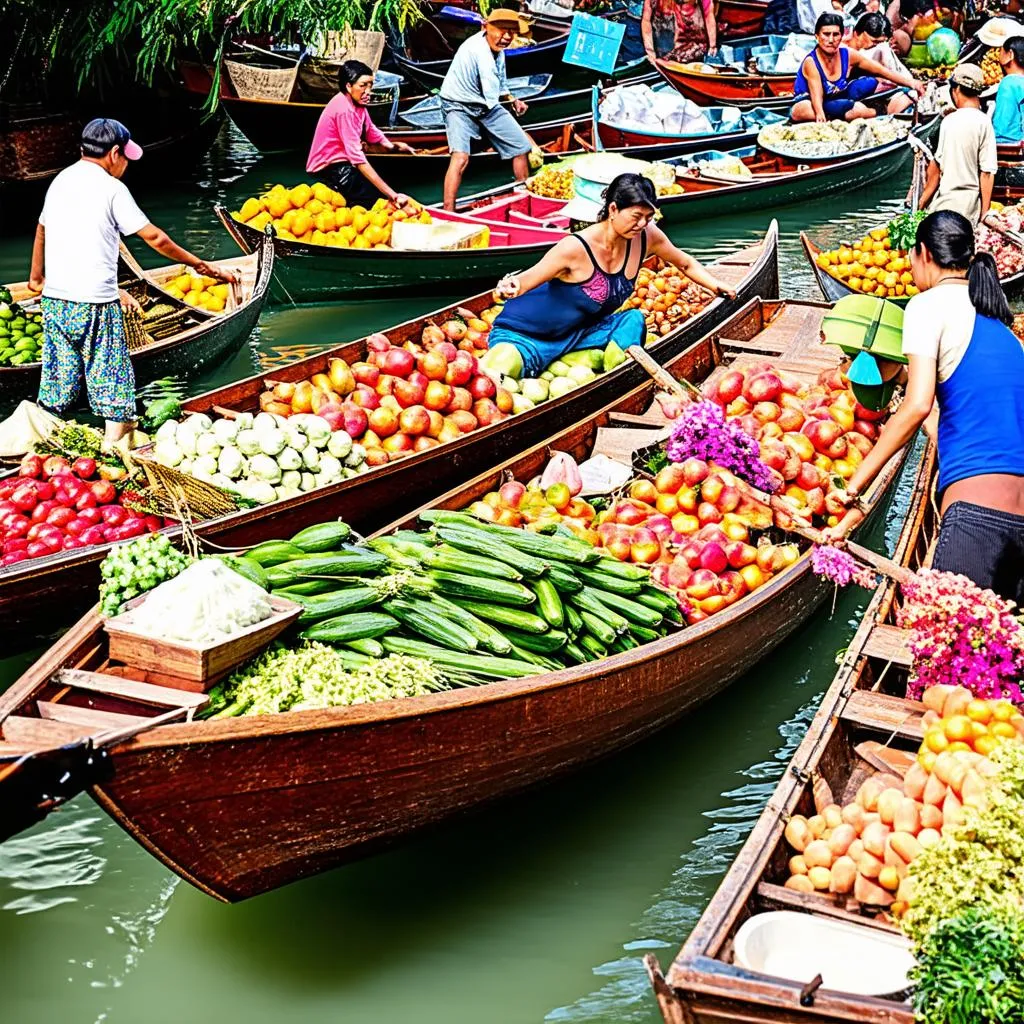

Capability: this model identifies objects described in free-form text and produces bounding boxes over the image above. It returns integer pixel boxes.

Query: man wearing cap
[992,34,1024,143]
[27,119,236,443]
[917,63,998,226]
[439,9,535,210]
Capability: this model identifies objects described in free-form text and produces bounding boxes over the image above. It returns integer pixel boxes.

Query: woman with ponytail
[827,210,1024,601]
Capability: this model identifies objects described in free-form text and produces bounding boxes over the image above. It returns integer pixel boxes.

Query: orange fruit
[925,728,950,753]
[966,699,993,724]
[943,715,974,743]
[948,741,972,753]
[970,720,989,739]
[992,701,1016,722]
[974,734,999,756]
[918,748,937,771]
[991,721,1018,739]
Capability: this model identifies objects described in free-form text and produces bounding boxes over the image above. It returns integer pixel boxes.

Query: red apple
[725,540,757,568]
[447,410,478,433]
[612,500,650,527]
[630,527,662,564]
[425,409,444,438]
[350,384,380,411]
[803,419,847,458]
[446,386,473,413]
[366,332,391,353]
[681,458,710,487]
[468,374,496,400]
[654,464,687,495]
[382,348,415,377]
[398,405,431,436]
[828,403,855,432]
[686,568,721,601]
[445,359,473,387]
[853,418,879,440]
[739,563,769,592]
[795,461,824,491]
[472,398,500,426]
[752,401,780,425]
[630,479,659,504]
[368,406,399,439]
[697,501,722,525]
[853,401,886,423]
[676,485,698,513]
[394,378,426,408]
[382,432,414,455]
[777,406,805,432]
[726,396,752,418]
[844,431,874,457]
[499,481,527,508]
[351,361,380,387]
[495,388,513,414]
[375,373,397,397]
[424,380,453,411]
[743,371,782,404]
[715,369,745,405]
[671,512,700,535]
[701,474,725,505]
[365,447,389,467]
[817,367,846,392]
[667,556,693,590]
[340,402,368,439]
[699,541,728,574]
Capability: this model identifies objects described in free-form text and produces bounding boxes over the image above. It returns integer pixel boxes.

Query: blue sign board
[563,12,625,74]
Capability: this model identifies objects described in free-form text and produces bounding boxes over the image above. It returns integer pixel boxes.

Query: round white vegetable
[277,446,302,472]
[189,413,213,432]
[301,444,320,471]
[191,454,218,478]
[195,432,222,458]
[299,471,316,492]
[234,412,254,431]
[153,438,183,467]
[280,469,302,490]
[303,416,332,449]
[344,443,366,469]
[213,418,239,444]
[327,431,352,460]
[318,454,342,480]
[249,453,282,484]
[218,445,245,479]
[258,428,286,457]
[155,419,179,442]
[177,428,198,457]
[253,412,279,434]
[236,428,261,457]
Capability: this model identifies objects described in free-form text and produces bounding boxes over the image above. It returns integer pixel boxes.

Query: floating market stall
[646,440,1024,1023]
[0,233,274,406]
[0,295,921,900]
[0,226,778,641]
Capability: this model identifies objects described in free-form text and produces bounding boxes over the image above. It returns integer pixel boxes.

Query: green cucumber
[217,554,268,589]
[299,612,398,644]
[289,521,351,552]
[345,638,384,658]
[531,576,564,628]
[504,626,568,654]
[295,586,380,624]
[278,549,387,578]
[575,567,644,595]
[448,598,549,634]
[383,598,479,651]
[246,540,306,567]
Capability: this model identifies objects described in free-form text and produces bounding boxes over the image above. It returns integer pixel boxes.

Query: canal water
[0,122,919,1024]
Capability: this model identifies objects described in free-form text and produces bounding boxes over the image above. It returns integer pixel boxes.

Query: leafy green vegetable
[887,210,926,252]
[911,908,1024,1024]
[645,448,669,475]
[202,643,450,718]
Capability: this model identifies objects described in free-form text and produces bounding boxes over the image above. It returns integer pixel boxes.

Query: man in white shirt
[439,9,534,210]
[918,64,998,227]
[27,118,236,441]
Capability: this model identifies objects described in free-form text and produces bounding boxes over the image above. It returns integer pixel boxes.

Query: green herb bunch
[911,908,1024,1024]
[886,210,926,252]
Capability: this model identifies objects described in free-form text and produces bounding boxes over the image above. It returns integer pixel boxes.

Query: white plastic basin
[732,911,915,997]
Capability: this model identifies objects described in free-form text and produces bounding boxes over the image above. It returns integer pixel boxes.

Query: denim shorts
[932,500,1024,604]
[441,101,531,159]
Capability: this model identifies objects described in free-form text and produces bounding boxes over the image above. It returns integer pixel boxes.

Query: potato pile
[232,182,432,249]
[782,686,1024,916]
[815,225,919,299]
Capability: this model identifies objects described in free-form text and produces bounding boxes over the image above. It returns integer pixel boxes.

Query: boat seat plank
[854,740,916,779]
[755,882,900,934]
[54,669,209,709]
[718,334,788,355]
[36,702,151,730]
[863,623,912,667]
[2,716,91,745]
[592,426,668,466]
[841,689,925,743]
[0,742,39,757]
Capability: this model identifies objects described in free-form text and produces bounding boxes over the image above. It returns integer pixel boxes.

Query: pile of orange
[917,696,1024,770]
[231,182,432,249]
[815,226,919,300]
[620,263,714,339]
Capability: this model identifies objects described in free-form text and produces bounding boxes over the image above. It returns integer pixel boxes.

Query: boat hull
[0,229,778,643]
[717,0,769,39]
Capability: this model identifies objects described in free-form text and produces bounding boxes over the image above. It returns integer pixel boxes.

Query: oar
[983,213,1024,250]
[623,349,917,583]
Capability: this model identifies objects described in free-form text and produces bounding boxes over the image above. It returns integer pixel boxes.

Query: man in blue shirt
[993,35,1024,145]
[440,9,534,209]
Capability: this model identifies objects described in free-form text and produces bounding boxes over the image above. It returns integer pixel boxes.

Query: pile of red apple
[465,479,598,537]
[705,363,883,524]
[256,305,514,465]
[0,455,164,567]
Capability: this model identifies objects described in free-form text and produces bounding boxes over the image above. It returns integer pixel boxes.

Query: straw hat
[976,17,1024,48]
[485,8,533,34]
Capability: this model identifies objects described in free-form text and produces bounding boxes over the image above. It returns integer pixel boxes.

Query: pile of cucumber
[226,511,682,683]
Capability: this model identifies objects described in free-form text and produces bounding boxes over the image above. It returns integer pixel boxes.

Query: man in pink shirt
[306,60,417,208]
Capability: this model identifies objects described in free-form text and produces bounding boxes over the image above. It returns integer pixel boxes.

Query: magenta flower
[666,400,775,493]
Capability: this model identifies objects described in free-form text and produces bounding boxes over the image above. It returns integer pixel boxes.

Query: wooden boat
[0,227,777,643]
[0,232,274,407]
[646,443,939,1024]
[457,125,930,226]
[0,294,917,901]
[801,227,1024,307]
[717,0,769,39]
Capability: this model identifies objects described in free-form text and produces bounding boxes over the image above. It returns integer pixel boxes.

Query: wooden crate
[104,596,300,688]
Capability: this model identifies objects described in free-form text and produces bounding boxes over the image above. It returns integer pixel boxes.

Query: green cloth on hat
[821,294,907,363]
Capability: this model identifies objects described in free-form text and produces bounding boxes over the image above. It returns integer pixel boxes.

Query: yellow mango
[248,211,273,232]
[350,204,367,218]
[288,183,312,208]
[182,291,199,306]
[371,198,389,212]
[369,210,388,229]
[239,197,263,221]
[373,243,390,250]
[305,198,325,216]
[171,273,192,291]
[335,207,353,227]
[333,233,350,247]
[364,224,383,246]
[311,182,332,203]
[329,189,346,207]
[314,210,336,232]
[353,212,370,234]
[277,228,296,241]
[352,235,371,249]
[311,229,328,246]
[340,225,357,244]
[291,210,313,237]
[165,285,185,299]
[265,193,292,219]
[206,295,226,312]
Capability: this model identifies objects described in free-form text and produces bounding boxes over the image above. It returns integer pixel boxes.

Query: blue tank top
[936,312,1024,495]
[794,48,850,99]
[494,233,646,342]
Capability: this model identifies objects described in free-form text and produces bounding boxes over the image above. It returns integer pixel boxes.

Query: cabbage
[303,416,332,449]
[178,458,193,476]
[327,431,352,460]
[189,412,213,432]
[213,418,239,444]
[218,445,245,479]
[154,439,183,467]
[155,419,179,442]
[177,428,198,457]
[275,485,302,502]
[234,412,254,431]
[356,462,369,474]
[238,479,277,504]
[191,454,218,478]
[277,446,302,472]
[236,428,261,456]
[301,444,320,470]
[249,454,282,484]
[258,428,286,457]
[195,432,221,458]
[299,471,316,492]
[318,454,342,480]
[283,424,306,450]
[344,443,366,468]
[210,473,237,491]
[253,412,279,433]
[280,469,302,490]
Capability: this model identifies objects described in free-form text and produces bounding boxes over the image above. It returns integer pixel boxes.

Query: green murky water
[0,120,919,1024]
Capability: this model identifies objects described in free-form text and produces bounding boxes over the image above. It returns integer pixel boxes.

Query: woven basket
[298,29,386,100]
[224,59,299,102]
[131,451,242,521]
[122,307,155,353]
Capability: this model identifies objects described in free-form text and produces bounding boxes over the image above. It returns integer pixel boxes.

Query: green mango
[24,323,40,336]
[603,341,626,373]
[540,370,555,382]
[10,352,34,365]
[11,317,25,330]
[0,304,13,321]
[560,349,604,371]
[14,338,37,352]
[547,359,571,377]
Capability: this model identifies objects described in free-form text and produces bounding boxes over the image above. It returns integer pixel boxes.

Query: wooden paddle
[625,348,915,585]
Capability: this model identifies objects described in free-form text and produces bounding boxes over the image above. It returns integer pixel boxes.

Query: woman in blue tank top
[791,13,923,123]
[486,174,736,379]
[827,211,1024,602]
